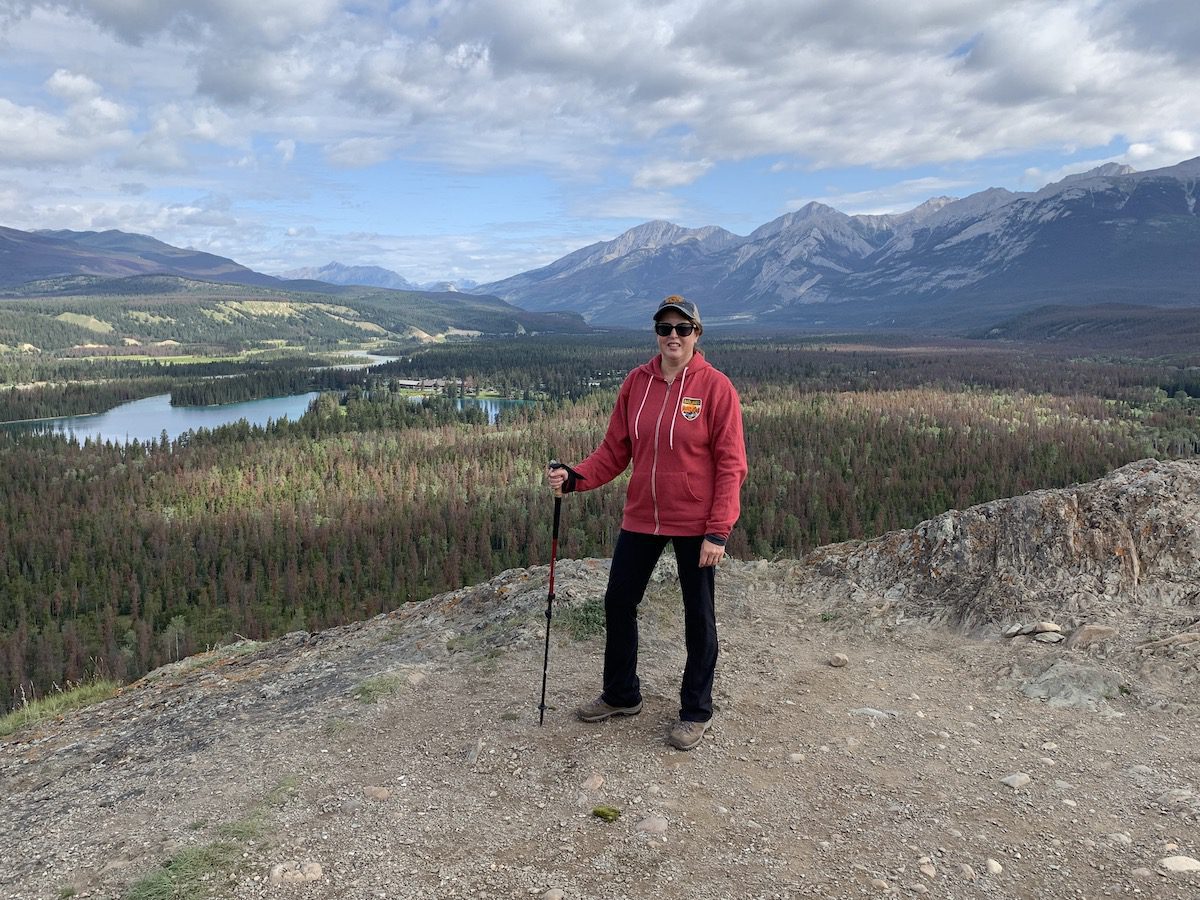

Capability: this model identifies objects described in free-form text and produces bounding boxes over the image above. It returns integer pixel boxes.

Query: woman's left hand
[699,539,725,568]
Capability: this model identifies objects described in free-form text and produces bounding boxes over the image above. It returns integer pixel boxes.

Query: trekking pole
[539,461,565,725]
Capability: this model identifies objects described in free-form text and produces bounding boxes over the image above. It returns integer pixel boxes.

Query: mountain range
[0,226,285,290]
[3,157,1198,332]
[475,158,1200,329]
[279,261,480,294]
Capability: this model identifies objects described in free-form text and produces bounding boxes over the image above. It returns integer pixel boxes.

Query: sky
[1,1,1198,286]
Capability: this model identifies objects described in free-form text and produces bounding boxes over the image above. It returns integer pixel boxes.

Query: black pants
[601,529,717,723]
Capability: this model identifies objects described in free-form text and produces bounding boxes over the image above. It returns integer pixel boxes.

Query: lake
[2,392,527,445]
[0,393,322,445]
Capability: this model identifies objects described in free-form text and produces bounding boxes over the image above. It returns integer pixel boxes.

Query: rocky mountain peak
[1055,162,1138,186]
[750,202,848,241]
[281,261,419,291]
[606,220,739,257]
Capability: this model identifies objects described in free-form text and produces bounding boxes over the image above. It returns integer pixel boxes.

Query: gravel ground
[2,553,1197,900]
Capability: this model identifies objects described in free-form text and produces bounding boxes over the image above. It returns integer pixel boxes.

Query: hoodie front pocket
[655,470,708,521]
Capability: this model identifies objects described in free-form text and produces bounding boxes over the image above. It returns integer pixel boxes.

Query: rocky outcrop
[799,457,1200,628]
[797,457,1200,710]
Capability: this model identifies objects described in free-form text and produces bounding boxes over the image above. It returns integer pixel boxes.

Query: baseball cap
[653,295,701,325]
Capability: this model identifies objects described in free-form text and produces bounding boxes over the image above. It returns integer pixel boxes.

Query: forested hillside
[0,275,587,354]
[2,336,1198,709]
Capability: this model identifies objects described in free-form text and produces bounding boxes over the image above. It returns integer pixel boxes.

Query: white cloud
[324,136,396,168]
[585,189,688,222]
[0,94,132,165]
[45,68,101,101]
[56,0,342,47]
[0,99,74,165]
[13,0,1199,179]
[633,159,713,190]
[2,0,1199,280]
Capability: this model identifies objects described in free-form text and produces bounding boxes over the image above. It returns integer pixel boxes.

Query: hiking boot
[668,718,711,750]
[575,696,643,722]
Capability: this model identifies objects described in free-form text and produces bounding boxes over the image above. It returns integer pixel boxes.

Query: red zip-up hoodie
[570,351,747,539]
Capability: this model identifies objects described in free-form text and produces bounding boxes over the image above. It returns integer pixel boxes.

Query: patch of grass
[265,776,300,808]
[354,673,405,704]
[0,679,120,737]
[447,629,488,653]
[124,776,296,900]
[55,312,114,333]
[127,311,175,325]
[216,813,267,842]
[562,598,606,641]
[819,611,840,622]
[125,841,242,900]
[177,640,263,674]
[321,717,354,739]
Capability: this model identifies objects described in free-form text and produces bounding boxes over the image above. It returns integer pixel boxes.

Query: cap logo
[680,397,702,421]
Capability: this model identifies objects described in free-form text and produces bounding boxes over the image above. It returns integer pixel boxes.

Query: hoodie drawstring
[633,372,654,440]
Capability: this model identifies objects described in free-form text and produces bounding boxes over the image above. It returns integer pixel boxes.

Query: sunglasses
[654,322,697,337]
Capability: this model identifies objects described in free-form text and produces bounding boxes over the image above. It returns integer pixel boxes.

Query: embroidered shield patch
[680,396,702,421]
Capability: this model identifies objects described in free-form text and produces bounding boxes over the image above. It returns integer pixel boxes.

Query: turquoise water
[453,397,527,422]
[2,393,527,446]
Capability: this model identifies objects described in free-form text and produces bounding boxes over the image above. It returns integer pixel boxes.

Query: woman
[547,295,747,750]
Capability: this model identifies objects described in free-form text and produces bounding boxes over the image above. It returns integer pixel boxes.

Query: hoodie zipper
[648,371,681,535]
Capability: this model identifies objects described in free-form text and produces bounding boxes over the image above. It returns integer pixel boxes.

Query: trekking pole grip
[548,459,565,498]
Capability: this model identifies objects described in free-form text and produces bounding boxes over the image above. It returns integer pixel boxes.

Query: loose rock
[269,861,324,884]
[1064,624,1119,650]
[1160,856,1200,873]
[849,707,899,720]
[635,815,669,835]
